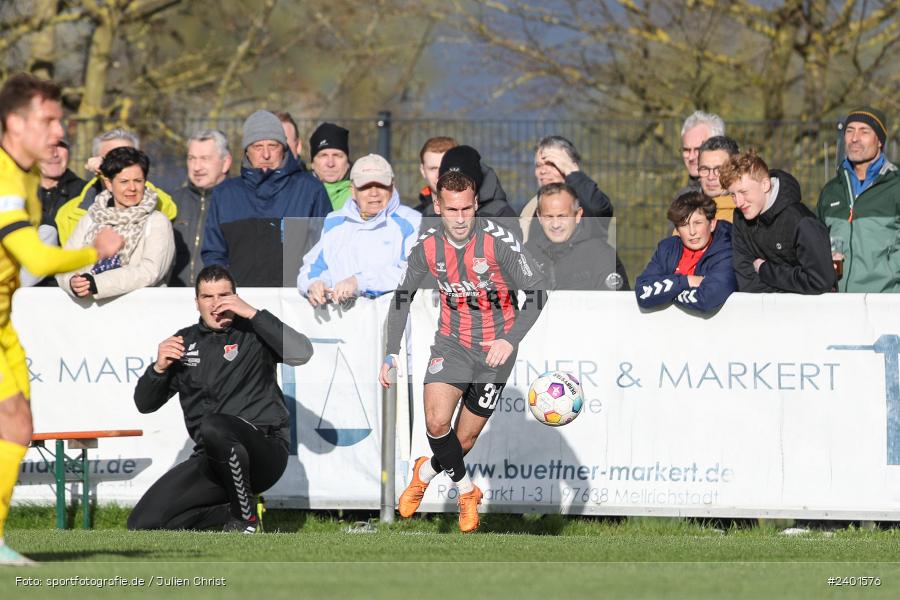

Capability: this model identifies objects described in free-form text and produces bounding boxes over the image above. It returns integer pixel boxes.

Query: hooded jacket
[201,150,331,287]
[525,220,628,291]
[636,220,736,313]
[732,170,834,294]
[296,189,421,298]
[817,157,900,292]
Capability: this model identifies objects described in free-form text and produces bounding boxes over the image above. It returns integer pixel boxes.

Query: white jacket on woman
[57,210,175,299]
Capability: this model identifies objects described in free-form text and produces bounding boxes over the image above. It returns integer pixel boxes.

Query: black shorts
[422,334,517,418]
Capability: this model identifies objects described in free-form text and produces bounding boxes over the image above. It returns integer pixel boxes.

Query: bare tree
[448,0,900,121]
[0,0,439,161]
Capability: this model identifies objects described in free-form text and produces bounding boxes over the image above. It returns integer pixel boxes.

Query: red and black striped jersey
[385,217,547,354]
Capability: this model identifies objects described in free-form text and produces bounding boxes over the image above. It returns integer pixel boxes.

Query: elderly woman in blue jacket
[297,154,421,306]
[636,191,736,314]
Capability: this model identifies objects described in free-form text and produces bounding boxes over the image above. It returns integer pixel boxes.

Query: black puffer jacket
[134,310,313,447]
[731,170,835,294]
[526,220,628,291]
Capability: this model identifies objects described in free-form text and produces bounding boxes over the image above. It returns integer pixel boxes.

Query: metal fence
[67,115,898,280]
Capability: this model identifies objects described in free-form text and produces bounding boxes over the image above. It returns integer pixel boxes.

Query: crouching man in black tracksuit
[128,265,313,533]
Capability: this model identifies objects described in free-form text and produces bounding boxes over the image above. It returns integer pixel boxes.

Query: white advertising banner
[408,291,900,519]
[12,289,389,509]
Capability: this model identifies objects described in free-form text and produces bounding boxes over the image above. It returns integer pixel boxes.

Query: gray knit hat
[242,110,287,150]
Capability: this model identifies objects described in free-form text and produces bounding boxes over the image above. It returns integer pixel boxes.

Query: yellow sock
[0,439,28,540]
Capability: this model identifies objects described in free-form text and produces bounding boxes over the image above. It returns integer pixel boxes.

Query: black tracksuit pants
[127,414,288,530]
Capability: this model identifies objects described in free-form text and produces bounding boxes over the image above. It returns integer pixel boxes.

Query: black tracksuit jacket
[134,310,313,446]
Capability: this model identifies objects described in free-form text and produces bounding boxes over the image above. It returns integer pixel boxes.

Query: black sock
[427,429,465,482]
[430,455,442,474]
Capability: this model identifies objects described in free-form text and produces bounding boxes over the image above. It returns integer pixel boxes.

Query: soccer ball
[527,371,584,426]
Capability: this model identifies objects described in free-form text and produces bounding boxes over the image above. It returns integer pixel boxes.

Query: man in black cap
[309,122,351,210]
[379,144,547,533]
[818,107,900,292]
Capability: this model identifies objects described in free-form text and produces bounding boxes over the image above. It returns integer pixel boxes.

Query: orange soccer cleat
[398,456,431,518]
[457,485,483,533]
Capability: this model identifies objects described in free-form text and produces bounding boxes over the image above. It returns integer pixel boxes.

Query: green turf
[3,508,900,599]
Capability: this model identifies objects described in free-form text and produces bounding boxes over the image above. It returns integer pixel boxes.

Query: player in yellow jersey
[0,73,123,566]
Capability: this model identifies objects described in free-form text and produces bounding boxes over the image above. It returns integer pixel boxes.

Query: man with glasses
[677,111,726,197]
[697,136,740,223]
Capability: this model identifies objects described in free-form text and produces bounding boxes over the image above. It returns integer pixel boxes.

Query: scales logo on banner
[280,337,373,453]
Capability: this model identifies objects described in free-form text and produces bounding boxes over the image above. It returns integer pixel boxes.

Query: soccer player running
[379,146,548,532]
[0,74,123,565]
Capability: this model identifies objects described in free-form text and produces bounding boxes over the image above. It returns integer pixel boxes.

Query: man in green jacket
[818,107,899,292]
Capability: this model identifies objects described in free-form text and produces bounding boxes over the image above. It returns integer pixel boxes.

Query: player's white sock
[455,474,474,495]
[418,459,439,483]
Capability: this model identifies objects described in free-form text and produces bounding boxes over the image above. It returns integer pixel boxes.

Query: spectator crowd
[28,106,897,314]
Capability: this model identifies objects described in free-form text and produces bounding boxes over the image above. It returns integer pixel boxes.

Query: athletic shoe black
[223,514,259,534]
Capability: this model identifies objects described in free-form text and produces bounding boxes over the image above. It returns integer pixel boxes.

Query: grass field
[2,507,900,599]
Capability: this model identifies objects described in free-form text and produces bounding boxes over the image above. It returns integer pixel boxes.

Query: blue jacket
[635,220,736,313]
[201,151,331,286]
[297,189,421,298]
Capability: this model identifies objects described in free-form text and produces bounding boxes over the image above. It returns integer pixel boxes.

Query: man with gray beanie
[202,110,331,287]
[818,106,900,292]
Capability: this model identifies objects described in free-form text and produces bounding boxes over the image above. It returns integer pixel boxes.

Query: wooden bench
[30,430,143,529]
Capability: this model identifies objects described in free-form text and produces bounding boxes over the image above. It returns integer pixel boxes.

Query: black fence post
[377,111,392,161]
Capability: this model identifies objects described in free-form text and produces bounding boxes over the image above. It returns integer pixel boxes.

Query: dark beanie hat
[309,123,350,158]
[845,107,887,146]
[438,145,483,191]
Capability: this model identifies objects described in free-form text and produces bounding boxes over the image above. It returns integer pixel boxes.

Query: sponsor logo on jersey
[472,257,488,274]
[223,344,239,361]
[436,261,446,272]
[438,279,492,297]
[428,357,444,374]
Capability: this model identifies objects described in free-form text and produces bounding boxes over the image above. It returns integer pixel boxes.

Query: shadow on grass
[25,549,186,562]
[400,512,626,535]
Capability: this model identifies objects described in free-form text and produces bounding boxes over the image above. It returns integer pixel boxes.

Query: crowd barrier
[12,288,900,520]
